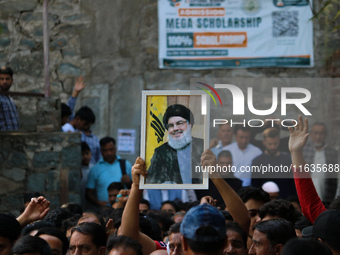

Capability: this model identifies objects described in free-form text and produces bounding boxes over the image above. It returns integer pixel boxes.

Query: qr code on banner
[272,11,299,37]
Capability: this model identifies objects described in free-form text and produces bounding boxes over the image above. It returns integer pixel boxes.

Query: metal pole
[43,0,50,97]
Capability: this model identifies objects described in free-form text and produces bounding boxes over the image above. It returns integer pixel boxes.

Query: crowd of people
[1,68,340,255]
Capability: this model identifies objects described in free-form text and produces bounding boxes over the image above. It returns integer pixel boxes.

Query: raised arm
[16,196,50,227]
[117,157,156,255]
[201,149,250,234]
[288,116,326,223]
[72,76,86,98]
[67,76,86,119]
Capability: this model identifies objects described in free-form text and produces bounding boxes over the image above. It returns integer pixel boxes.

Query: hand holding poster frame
[140,90,210,189]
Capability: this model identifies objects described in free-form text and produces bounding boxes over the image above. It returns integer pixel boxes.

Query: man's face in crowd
[108,189,120,205]
[248,229,275,255]
[82,150,92,166]
[0,74,13,92]
[172,214,185,223]
[218,124,233,146]
[262,136,280,157]
[217,156,233,168]
[310,124,326,147]
[161,203,176,214]
[69,231,105,255]
[101,142,116,164]
[235,130,251,150]
[224,230,247,255]
[0,236,13,255]
[167,116,189,140]
[168,232,183,255]
[139,203,149,214]
[74,117,91,132]
[244,199,265,237]
[108,247,138,255]
[39,234,63,255]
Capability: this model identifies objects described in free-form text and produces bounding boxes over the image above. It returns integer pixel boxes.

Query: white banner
[158,0,314,69]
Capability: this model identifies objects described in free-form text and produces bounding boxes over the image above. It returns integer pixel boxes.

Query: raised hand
[200,196,217,206]
[17,196,50,227]
[72,76,86,97]
[288,115,309,153]
[200,148,217,167]
[132,157,147,185]
[113,189,130,209]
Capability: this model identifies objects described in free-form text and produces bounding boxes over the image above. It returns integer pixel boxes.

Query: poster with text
[158,0,314,69]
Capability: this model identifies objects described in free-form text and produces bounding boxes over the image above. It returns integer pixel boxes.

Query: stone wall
[11,95,61,132]
[0,0,339,163]
[0,132,81,215]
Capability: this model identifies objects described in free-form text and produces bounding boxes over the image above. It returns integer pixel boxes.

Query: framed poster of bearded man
[140,90,209,189]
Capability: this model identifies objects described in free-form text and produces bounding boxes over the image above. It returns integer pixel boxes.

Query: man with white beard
[146,104,203,184]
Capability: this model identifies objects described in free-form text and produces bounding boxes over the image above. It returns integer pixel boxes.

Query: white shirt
[62,123,75,132]
[223,142,262,186]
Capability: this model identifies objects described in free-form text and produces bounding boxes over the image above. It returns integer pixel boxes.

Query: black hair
[237,186,270,204]
[254,219,296,248]
[61,103,72,118]
[161,200,179,213]
[139,215,159,241]
[221,210,233,221]
[109,208,124,230]
[98,207,114,222]
[62,202,83,216]
[78,212,106,232]
[100,137,116,147]
[226,222,247,249]
[294,216,312,231]
[74,106,95,124]
[139,199,150,210]
[258,199,301,224]
[62,214,81,233]
[287,195,300,205]
[147,211,174,238]
[217,150,232,160]
[281,238,332,255]
[36,227,69,255]
[263,128,280,138]
[43,207,71,231]
[21,221,55,236]
[106,235,143,255]
[168,222,181,235]
[0,213,21,242]
[184,235,225,254]
[81,142,90,153]
[234,125,252,135]
[12,235,52,255]
[71,222,106,248]
[185,201,200,212]
[0,67,13,77]
[107,182,124,192]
